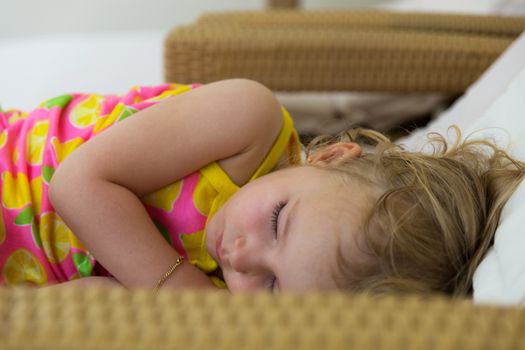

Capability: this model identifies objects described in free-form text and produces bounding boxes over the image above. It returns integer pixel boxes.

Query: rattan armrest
[1,287,524,349]
[164,10,525,93]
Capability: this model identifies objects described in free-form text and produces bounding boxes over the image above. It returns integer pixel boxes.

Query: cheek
[229,193,269,231]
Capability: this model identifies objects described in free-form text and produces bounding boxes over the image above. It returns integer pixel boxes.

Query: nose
[228,236,261,273]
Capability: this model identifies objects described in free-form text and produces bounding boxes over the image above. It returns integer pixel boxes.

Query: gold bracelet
[153,256,185,293]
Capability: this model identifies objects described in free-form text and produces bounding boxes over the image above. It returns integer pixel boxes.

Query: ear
[308,142,362,166]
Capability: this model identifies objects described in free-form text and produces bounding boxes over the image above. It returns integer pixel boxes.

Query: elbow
[48,163,69,211]
[48,156,109,212]
[48,159,86,211]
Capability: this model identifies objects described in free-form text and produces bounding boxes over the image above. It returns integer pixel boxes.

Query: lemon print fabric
[0,130,7,150]
[68,94,104,129]
[92,103,138,135]
[193,175,215,215]
[41,94,73,110]
[0,83,239,286]
[142,172,209,262]
[50,136,84,164]
[39,212,72,264]
[26,120,49,165]
[142,180,182,212]
[3,249,47,285]
[2,171,31,210]
[0,204,5,245]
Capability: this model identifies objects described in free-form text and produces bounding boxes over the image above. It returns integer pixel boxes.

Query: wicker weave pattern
[266,0,298,9]
[197,10,525,37]
[1,287,524,350]
[164,11,525,93]
[165,26,509,92]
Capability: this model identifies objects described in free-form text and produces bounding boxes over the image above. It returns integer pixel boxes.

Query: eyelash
[269,201,285,292]
[271,201,286,236]
[267,276,277,292]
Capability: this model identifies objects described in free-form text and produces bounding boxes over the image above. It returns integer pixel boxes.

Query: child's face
[205,165,367,293]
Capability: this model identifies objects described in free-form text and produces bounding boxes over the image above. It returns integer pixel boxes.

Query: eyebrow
[281,198,299,246]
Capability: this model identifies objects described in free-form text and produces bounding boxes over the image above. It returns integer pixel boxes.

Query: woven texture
[266,0,298,9]
[197,10,525,36]
[164,10,525,93]
[1,287,525,350]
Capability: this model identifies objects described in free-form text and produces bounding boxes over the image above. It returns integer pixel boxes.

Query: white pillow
[398,32,525,305]
[467,67,525,305]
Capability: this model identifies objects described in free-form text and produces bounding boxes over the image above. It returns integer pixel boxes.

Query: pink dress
[0,83,302,288]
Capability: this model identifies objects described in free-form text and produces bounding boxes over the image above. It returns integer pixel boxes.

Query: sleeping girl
[0,78,522,295]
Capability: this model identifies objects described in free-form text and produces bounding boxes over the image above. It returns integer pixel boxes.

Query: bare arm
[44,276,124,289]
[48,79,283,290]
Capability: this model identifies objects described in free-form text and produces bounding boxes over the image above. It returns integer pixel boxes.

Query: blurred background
[4,0,524,40]
[1,0,523,136]
[0,0,387,39]
[0,0,383,109]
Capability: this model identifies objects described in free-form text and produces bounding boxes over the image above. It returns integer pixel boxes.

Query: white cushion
[465,67,525,305]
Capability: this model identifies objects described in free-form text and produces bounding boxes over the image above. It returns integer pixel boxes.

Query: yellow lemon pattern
[92,103,137,135]
[69,94,104,128]
[30,176,43,216]
[2,171,31,209]
[6,111,28,126]
[39,212,72,264]
[180,230,218,273]
[3,249,47,285]
[0,83,300,289]
[50,136,84,164]
[0,130,7,150]
[193,176,215,215]
[26,120,49,165]
[141,181,182,212]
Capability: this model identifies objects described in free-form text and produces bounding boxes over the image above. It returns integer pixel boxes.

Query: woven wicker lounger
[164,10,525,93]
[1,287,524,349]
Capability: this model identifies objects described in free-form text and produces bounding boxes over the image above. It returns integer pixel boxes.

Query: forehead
[281,164,368,219]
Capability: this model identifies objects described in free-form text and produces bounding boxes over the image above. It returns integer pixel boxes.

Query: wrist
[155,260,217,291]
[153,256,185,292]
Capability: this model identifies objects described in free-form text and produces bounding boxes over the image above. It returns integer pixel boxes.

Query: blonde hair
[306,126,525,297]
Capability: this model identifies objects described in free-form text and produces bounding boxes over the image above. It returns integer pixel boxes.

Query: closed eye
[271,201,286,236]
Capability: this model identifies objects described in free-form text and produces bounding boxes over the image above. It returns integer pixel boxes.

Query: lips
[215,233,223,264]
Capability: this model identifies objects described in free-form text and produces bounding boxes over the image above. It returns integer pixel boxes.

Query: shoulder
[212,79,284,186]
[211,79,283,134]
